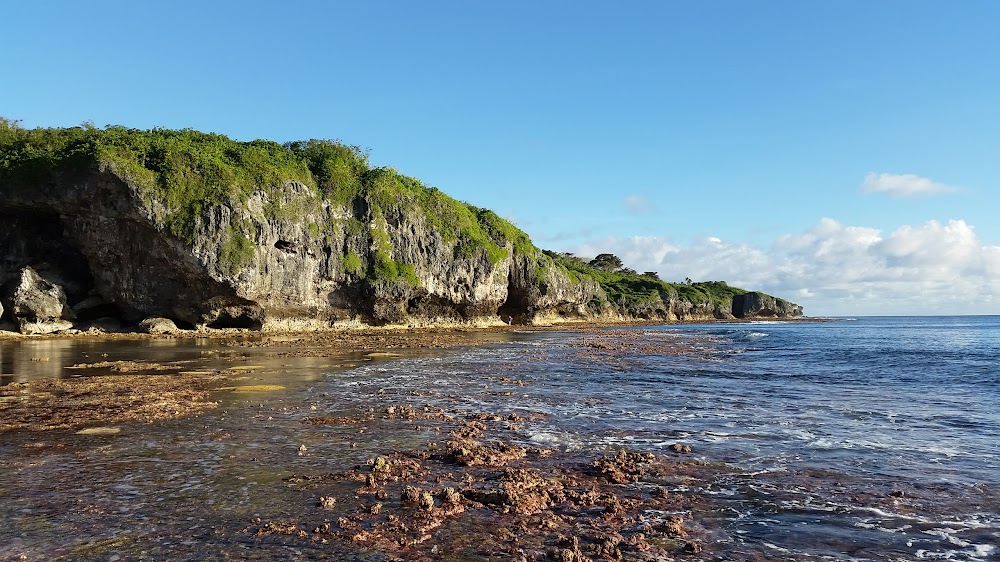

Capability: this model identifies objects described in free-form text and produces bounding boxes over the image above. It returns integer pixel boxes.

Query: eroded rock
[5,266,76,334]
[81,316,122,333]
[138,317,179,334]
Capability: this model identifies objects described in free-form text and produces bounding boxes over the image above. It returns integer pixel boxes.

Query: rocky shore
[1,122,805,560]
[259,406,711,561]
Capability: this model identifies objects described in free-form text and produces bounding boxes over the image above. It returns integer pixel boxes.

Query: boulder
[6,266,76,334]
[138,317,179,334]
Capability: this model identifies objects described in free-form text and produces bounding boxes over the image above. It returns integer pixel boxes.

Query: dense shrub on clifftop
[0,120,532,267]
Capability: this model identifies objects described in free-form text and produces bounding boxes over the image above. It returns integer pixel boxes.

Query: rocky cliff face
[732,292,803,319]
[0,124,802,334]
[0,166,604,333]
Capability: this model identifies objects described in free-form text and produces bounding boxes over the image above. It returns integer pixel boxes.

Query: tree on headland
[589,253,623,272]
[642,271,660,280]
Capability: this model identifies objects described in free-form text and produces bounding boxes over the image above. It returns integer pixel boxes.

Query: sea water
[0,317,997,561]
[331,316,999,560]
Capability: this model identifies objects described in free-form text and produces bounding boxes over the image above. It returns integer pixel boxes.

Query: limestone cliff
[1,167,601,331]
[0,123,801,333]
[732,292,803,319]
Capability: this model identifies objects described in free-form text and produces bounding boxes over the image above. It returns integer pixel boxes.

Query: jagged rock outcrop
[732,292,803,319]
[500,254,602,323]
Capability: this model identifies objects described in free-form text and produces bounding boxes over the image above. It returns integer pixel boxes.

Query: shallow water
[1,318,998,561]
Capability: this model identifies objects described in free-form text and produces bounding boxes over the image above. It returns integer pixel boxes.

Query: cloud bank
[574,219,1000,316]
[862,172,959,197]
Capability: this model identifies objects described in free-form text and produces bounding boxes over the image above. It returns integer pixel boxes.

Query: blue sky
[4,1,999,315]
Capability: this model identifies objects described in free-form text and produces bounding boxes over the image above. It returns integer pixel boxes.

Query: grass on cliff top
[548,252,752,311]
[0,119,535,265]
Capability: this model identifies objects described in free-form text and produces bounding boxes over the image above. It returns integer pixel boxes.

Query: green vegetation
[0,120,312,244]
[281,140,532,267]
[546,251,754,314]
[284,139,367,205]
[398,263,420,288]
[220,226,256,274]
[343,252,364,276]
[687,280,750,311]
[0,120,538,278]
[368,250,419,287]
[0,120,786,313]
[589,253,623,272]
[371,250,400,284]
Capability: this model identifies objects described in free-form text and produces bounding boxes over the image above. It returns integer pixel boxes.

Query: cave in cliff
[0,211,117,324]
[497,277,530,325]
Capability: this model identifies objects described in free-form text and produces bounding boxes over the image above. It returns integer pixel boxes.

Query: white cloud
[577,235,678,268]
[574,219,1000,316]
[862,172,959,197]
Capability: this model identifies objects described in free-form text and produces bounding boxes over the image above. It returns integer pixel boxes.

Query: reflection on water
[1,339,77,383]
[0,335,482,561]
[0,336,413,385]
[0,337,227,384]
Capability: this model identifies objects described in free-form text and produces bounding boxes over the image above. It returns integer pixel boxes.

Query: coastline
[0,316,834,434]
[0,314,832,342]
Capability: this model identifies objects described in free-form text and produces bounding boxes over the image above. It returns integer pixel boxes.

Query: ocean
[332,316,999,560]
[1,317,997,560]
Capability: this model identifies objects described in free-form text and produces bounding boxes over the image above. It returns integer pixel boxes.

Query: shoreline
[0,315,832,343]
[0,316,833,435]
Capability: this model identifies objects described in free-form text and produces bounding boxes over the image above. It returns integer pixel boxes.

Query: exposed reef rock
[0,123,802,332]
